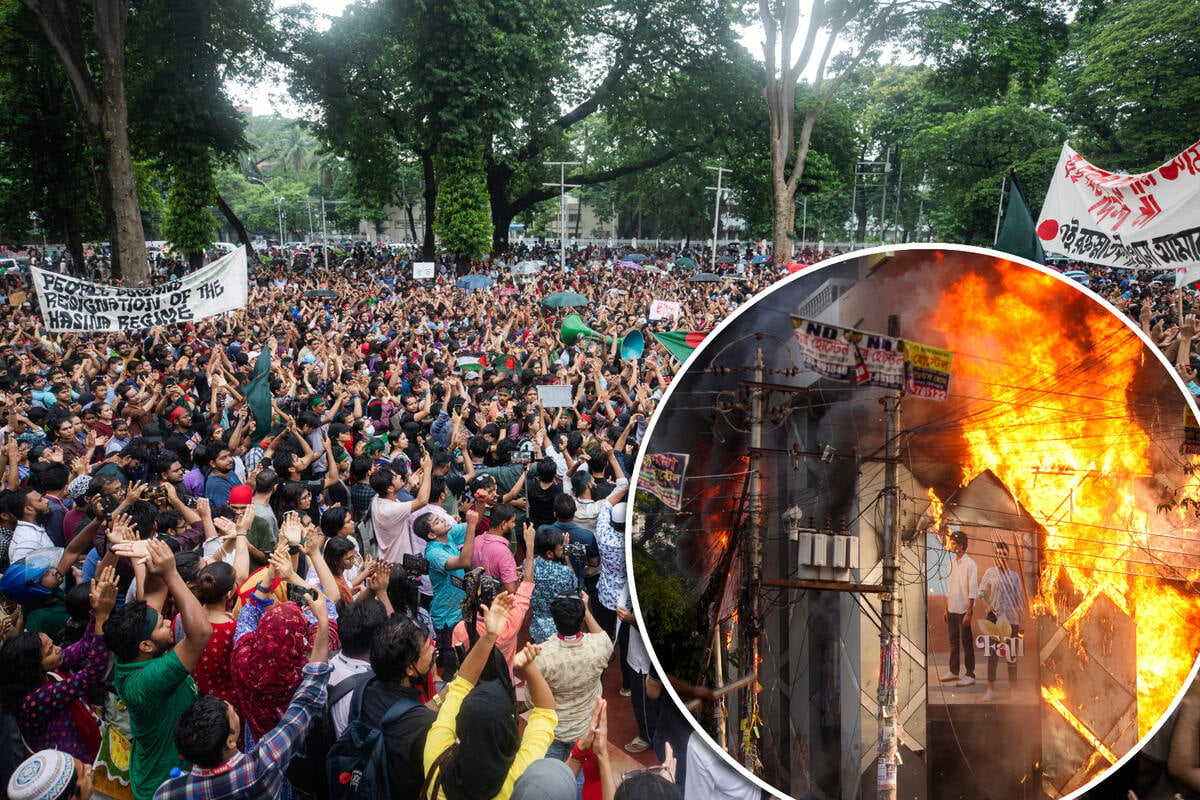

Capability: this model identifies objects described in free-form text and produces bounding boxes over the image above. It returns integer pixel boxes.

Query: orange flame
[929,265,1200,736]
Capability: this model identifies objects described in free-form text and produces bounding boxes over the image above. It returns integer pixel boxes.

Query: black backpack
[286,672,372,800]
[326,676,421,800]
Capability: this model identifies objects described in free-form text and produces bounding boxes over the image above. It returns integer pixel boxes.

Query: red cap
[228,485,253,505]
[168,407,188,423]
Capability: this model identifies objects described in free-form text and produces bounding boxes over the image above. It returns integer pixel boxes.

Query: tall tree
[0,3,104,269]
[1058,0,1200,169]
[908,104,1065,244]
[20,0,147,281]
[759,0,902,263]
[293,0,746,256]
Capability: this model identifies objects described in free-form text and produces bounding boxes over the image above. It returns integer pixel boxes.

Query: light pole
[248,177,285,247]
[707,165,730,266]
[544,161,580,271]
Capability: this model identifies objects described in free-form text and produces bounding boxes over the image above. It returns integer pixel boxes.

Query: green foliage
[161,152,219,258]
[1058,0,1200,169]
[915,0,1069,105]
[435,146,493,261]
[630,546,705,682]
[0,3,104,247]
[909,104,1065,244]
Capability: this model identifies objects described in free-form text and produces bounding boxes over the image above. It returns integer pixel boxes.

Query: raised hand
[481,590,515,637]
[89,565,119,619]
[512,642,541,674]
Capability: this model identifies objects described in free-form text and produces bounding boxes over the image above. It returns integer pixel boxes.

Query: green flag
[995,171,1046,265]
[653,331,708,364]
[242,347,273,443]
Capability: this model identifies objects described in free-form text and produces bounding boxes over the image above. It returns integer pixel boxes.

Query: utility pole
[707,165,731,266]
[744,344,765,773]
[993,174,1008,245]
[544,161,580,271]
[876,313,903,800]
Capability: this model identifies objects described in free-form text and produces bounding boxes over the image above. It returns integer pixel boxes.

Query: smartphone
[286,584,318,605]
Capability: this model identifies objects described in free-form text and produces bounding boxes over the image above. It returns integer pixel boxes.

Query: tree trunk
[216,193,254,261]
[22,0,148,284]
[420,150,436,260]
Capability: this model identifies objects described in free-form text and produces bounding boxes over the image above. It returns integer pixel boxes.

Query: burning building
[635,247,1200,800]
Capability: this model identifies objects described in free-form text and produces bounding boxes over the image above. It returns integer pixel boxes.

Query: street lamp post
[707,165,730,266]
[544,161,580,271]
[248,177,285,247]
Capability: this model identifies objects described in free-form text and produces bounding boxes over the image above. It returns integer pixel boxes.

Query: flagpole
[993,174,1007,245]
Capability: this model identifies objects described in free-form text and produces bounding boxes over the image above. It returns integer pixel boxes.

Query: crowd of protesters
[0,241,794,800]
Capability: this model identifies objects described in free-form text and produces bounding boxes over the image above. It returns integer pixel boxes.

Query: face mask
[114,364,124,374]
[362,423,375,437]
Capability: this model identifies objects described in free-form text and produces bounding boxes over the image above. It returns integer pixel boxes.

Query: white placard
[31,248,248,332]
[1037,140,1200,270]
[536,384,574,408]
[649,299,681,321]
[413,261,435,279]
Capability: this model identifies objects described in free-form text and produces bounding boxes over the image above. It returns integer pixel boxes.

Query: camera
[401,553,430,576]
[564,541,588,590]
[451,567,502,624]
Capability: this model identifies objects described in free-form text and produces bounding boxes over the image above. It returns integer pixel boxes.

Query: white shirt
[329,652,373,736]
[979,565,1023,622]
[946,553,979,614]
[685,735,761,800]
[9,520,56,563]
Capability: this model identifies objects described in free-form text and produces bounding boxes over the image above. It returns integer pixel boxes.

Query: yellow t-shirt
[422,675,558,800]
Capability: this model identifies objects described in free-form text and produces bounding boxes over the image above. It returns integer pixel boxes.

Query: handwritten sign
[649,299,681,321]
[413,261,435,279]
[637,452,690,510]
[31,248,248,332]
[1037,140,1200,270]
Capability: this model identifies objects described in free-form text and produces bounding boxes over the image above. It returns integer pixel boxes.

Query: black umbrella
[689,272,723,283]
[302,289,338,299]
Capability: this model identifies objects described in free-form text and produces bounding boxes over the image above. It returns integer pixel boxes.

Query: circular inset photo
[628,245,1200,800]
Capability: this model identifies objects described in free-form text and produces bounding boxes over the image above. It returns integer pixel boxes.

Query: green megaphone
[559,313,644,360]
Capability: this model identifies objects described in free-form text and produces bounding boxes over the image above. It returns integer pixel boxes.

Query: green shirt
[112,650,197,800]
[245,516,274,572]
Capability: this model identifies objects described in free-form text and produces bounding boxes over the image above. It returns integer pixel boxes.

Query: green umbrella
[675,256,698,269]
[542,291,589,307]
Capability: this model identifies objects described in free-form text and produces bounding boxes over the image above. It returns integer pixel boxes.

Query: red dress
[192,618,237,704]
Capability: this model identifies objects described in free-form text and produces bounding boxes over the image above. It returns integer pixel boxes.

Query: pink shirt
[471,533,519,585]
[452,580,533,669]
[371,496,417,563]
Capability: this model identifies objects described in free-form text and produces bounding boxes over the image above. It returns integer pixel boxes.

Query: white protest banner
[1036,140,1200,270]
[32,247,248,332]
[536,384,574,408]
[791,316,905,390]
[649,299,681,321]
[413,261,435,279]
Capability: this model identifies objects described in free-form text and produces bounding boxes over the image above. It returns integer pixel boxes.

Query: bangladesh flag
[456,350,488,372]
[241,347,273,442]
[653,331,708,364]
[491,351,521,374]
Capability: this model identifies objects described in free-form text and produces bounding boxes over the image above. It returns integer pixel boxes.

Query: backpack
[286,672,371,800]
[326,676,421,800]
[357,502,378,559]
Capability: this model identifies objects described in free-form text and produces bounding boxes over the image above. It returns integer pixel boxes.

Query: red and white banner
[1036,141,1200,270]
